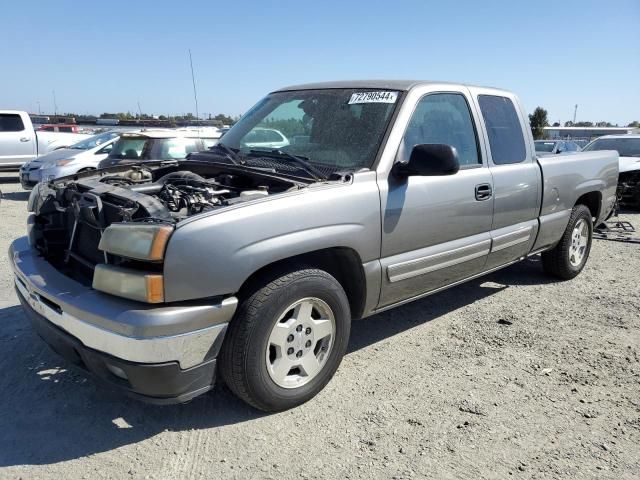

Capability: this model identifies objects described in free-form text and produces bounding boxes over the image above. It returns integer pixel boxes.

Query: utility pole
[573,104,578,124]
[188,49,200,123]
[52,90,58,117]
[37,101,41,115]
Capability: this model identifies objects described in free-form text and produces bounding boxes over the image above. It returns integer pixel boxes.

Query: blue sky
[1,0,638,124]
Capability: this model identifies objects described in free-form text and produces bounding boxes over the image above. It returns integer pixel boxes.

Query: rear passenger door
[471,91,541,270]
[378,89,494,307]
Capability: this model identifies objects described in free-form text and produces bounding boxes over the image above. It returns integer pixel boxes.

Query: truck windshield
[583,137,640,157]
[218,89,400,173]
[535,141,556,153]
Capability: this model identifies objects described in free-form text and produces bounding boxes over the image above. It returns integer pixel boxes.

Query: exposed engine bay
[34,161,303,222]
[30,161,305,282]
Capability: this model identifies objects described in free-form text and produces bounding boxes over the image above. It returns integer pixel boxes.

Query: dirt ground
[0,173,638,480]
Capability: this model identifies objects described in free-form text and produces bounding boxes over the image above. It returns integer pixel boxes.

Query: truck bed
[533,150,618,251]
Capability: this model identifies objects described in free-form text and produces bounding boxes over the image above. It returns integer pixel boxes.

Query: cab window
[478,95,526,165]
[401,93,481,167]
[0,114,25,132]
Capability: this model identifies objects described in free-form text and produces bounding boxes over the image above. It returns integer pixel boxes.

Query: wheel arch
[575,190,602,220]
[237,247,368,320]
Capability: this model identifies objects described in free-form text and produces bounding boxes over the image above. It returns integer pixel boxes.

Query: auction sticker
[348,91,398,104]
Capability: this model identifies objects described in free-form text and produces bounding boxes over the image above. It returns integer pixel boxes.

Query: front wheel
[542,204,593,280]
[219,267,351,412]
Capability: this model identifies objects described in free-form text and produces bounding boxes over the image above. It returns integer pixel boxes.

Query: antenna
[52,90,58,117]
[188,49,200,125]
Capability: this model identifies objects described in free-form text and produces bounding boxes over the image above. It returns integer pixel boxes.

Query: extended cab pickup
[10,81,619,411]
[0,111,90,171]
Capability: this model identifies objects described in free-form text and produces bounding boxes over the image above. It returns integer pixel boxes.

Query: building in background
[544,126,640,141]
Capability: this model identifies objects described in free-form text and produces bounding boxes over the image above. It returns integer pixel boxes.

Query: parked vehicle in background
[583,134,640,208]
[0,111,90,170]
[11,81,618,412]
[38,124,83,134]
[97,129,221,168]
[534,139,581,156]
[242,127,289,149]
[19,131,121,189]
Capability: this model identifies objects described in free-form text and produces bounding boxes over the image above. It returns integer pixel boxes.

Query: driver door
[378,91,494,307]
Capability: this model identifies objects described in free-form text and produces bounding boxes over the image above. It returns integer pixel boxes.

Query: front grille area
[34,189,135,286]
[33,179,171,286]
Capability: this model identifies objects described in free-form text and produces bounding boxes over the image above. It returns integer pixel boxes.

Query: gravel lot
[0,172,638,480]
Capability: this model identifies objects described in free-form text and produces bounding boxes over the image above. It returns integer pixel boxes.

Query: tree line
[54,112,238,124]
[528,107,639,139]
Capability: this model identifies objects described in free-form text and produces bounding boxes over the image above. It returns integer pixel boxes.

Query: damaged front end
[28,161,303,292]
[618,170,640,209]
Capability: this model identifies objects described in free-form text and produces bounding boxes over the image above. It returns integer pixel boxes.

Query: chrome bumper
[9,237,237,369]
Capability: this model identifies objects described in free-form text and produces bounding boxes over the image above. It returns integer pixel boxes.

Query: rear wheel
[219,267,351,411]
[542,204,593,279]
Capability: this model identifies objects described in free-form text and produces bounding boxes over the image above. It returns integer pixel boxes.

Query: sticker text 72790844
[348,91,398,105]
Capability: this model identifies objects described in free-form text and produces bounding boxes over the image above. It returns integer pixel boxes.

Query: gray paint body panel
[163,172,382,302]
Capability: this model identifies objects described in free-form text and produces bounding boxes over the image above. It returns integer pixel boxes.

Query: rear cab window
[478,95,527,165]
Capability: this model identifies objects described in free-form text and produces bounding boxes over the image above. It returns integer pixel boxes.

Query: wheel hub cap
[569,218,589,267]
[266,297,335,389]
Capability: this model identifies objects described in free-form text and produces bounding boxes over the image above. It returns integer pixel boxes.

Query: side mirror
[394,144,460,177]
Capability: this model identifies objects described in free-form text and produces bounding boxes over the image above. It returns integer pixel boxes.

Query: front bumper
[9,236,238,403]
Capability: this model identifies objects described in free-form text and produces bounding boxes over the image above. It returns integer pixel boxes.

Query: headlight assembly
[55,159,75,166]
[98,223,173,261]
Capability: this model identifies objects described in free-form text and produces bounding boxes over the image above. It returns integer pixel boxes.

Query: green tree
[213,113,235,125]
[529,107,549,139]
[628,121,640,128]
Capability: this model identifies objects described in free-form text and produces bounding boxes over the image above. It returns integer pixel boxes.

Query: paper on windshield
[348,91,398,104]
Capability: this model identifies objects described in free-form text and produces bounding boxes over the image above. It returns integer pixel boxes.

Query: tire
[542,204,593,280]
[219,267,351,412]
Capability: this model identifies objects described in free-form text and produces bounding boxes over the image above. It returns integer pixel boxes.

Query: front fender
[163,172,381,302]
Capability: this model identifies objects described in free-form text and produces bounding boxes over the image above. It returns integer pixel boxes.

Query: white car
[98,129,222,168]
[242,127,289,149]
[19,131,120,189]
[582,134,640,208]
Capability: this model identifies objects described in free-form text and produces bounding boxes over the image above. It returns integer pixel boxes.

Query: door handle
[475,183,492,201]
[20,137,31,142]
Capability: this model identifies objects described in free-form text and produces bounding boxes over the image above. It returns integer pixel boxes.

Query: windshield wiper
[249,149,327,181]
[210,143,241,165]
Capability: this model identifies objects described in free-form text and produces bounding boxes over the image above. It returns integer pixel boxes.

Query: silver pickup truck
[10,81,618,411]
